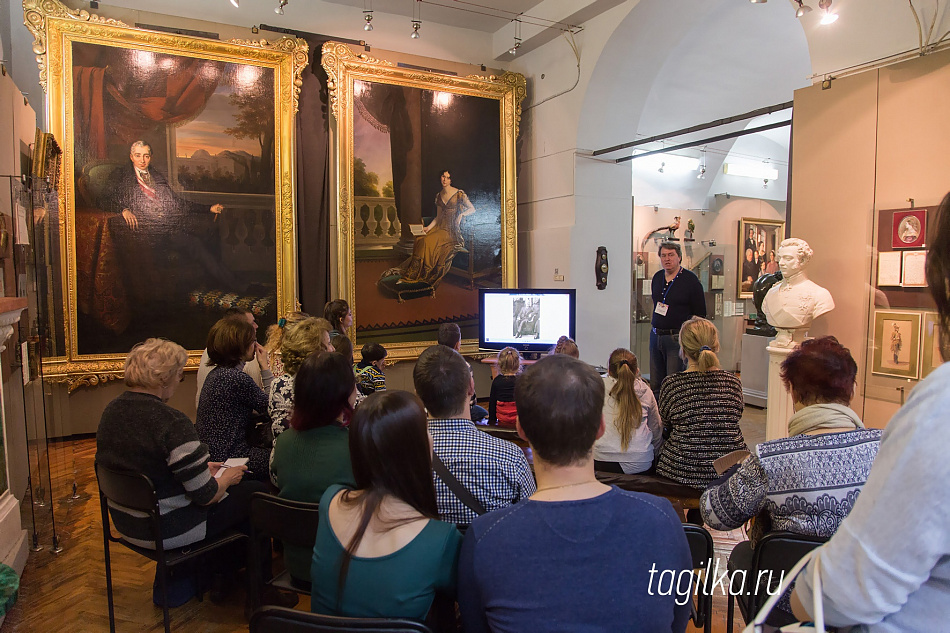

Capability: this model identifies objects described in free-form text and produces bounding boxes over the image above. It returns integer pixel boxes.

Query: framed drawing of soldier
[25,0,307,388]
[322,42,524,361]
[871,310,921,380]
[736,217,785,299]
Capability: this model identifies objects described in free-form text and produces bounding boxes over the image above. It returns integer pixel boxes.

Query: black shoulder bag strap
[431,453,486,516]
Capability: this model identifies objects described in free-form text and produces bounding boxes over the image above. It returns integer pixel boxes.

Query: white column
[765,344,795,440]
[0,302,27,583]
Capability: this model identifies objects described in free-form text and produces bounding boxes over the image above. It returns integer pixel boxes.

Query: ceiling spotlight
[275,0,287,14]
[410,20,421,39]
[697,166,706,180]
[818,0,837,24]
[750,0,767,3]
[794,0,813,17]
[508,18,523,57]
[363,11,374,31]
[658,162,665,174]
[230,0,239,7]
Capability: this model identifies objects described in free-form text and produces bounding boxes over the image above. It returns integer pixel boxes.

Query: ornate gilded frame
[322,42,524,361]
[25,0,307,390]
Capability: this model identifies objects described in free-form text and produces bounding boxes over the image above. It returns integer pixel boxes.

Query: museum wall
[791,47,950,429]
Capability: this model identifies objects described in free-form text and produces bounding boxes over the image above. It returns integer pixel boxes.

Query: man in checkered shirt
[413,345,535,526]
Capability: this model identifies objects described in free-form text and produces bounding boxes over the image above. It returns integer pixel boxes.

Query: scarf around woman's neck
[787,402,865,437]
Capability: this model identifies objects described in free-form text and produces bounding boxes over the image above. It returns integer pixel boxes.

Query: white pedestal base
[766,344,795,440]
[0,492,26,574]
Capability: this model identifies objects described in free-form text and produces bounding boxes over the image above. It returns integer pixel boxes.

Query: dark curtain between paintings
[295,37,332,314]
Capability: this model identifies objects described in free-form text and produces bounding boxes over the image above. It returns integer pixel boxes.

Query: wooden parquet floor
[5,438,745,632]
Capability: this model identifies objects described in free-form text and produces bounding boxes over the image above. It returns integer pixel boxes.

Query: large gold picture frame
[25,0,307,390]
[322,43,524,361]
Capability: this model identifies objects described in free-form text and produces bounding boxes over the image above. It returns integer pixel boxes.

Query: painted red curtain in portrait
[73,48,222,160]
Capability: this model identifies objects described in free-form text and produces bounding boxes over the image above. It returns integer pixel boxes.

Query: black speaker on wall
[596,246,608,290]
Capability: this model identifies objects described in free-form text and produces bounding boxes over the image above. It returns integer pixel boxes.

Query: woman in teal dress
[383,169,476,288]
[310,390,462,621]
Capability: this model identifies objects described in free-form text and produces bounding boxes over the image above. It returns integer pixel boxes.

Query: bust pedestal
[766,344,795,440]
[0,298,28,598]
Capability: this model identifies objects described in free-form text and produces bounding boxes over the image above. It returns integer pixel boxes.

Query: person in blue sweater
[458,353,693,633]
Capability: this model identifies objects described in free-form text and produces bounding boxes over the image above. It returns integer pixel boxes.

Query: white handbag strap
[741,547,825,633]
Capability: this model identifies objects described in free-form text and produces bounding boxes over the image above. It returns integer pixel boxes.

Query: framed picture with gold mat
[872,310,921,380]
[25,0,307,389]
[322,43,524,361]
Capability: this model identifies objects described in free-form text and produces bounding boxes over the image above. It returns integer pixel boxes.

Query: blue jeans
[650,329,685,397]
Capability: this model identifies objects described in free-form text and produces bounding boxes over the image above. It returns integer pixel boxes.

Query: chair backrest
[753,531,828,577]
[95,461,160,515]
[250,606,432,633]
[749,531,829,610]
[683,524,714,571]
[250,492,321,548]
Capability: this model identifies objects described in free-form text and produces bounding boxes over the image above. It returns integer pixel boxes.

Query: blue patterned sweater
[701,428,882,545]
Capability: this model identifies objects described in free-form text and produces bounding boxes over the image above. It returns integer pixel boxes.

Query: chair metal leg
[100,500,117,633]
[727,591,735,633]
[156,557,171,633]
[103,533,116,633]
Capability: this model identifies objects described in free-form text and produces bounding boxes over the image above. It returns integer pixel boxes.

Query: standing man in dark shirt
[650,242,706,397]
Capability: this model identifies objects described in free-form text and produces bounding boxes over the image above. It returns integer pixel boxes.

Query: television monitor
[479,288,576,354]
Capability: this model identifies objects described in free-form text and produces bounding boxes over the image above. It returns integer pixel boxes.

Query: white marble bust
[762,238,835,347]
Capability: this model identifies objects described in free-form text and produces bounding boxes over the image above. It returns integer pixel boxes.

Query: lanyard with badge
[655,269,681,317]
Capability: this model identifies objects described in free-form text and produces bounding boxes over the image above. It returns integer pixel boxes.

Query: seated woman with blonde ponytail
[655,316,747,489]
[593,349,663,474]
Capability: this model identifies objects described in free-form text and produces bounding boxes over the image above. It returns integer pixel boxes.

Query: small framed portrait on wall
[736,217,785,299]
[872,310,921,379]
[921,312,944,379]
[891,209,927,249]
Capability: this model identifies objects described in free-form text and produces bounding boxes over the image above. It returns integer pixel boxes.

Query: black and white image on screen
[513,297,541,338]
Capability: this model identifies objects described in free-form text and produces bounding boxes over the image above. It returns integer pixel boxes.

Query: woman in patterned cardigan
[655,317,747,489]
[702,336,881,620]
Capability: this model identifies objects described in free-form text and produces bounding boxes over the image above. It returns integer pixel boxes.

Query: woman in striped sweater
[655,317,747,489]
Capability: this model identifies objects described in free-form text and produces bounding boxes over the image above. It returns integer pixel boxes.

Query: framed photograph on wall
[736,217,785,299]
[26,0,307,388]
[872,310,921,379]
[891,209,927,249]
[921,312,944,379]
[322,43,524,360]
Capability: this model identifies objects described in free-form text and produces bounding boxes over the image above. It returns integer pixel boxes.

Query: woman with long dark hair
[270,351,356,583]
[324,299,351,337]
[309,391,462,621]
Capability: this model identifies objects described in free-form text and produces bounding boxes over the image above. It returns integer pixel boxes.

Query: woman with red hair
[701,335,881,623]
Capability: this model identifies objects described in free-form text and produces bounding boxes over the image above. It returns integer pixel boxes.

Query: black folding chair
[95,461,247,633]
[726,531,829,633]
[683,523,714,633]
[248,491,321,611]
[250,605,433,633]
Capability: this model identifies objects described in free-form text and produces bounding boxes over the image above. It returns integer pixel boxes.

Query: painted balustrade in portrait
[354,196,401,252]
